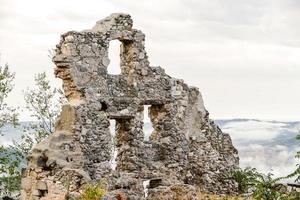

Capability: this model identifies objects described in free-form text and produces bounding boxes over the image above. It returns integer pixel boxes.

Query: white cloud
[238,144,299,178]
[222,120,291,140]
[220,120,300,178]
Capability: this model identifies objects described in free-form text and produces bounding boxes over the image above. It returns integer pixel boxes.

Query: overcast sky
[0,0,299,121]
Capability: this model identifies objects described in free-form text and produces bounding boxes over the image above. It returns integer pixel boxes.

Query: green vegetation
[225,131,300,200]
[13,72,65,158]
[0,146,21,196]
[0,63,64,196]
[0,64,18,132]
[64,182,127,200]
[229,167,258,194]
[286,134,300,182]
[65,183,106,200]
[229,168,300,200]
[251,173,286,200]
[0,64,19,196]
[76,183,105,200]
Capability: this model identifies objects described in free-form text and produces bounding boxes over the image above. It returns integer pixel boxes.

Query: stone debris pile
[21,13,239,200]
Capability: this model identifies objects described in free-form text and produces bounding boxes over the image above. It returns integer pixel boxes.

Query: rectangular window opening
[109,119,117,170]
[143,105,154,141]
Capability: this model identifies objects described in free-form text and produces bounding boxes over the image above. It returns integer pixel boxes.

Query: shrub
[228,167,258,194]
[228,168,300,200]
[74,183,105,200]
[251,172,284,200]
[286,133,300,182]
[0,146,21,196]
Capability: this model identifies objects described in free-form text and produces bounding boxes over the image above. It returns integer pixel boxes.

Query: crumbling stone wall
[21,13,239,200]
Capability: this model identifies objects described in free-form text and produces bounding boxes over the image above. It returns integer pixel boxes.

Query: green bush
[228,167,258,194]
[0,146,21,195]
[251,172,285,200]
[286,133,300,182]
[73,183,105,200]
[229,168,300,200]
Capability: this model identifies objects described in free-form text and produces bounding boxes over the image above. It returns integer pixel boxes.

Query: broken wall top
[53,13,183,118]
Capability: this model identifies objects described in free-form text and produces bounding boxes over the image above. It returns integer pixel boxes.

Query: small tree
[13,72,65,158]
[0,64,18,132]
[1,72,65,196]
[0,63,19,196]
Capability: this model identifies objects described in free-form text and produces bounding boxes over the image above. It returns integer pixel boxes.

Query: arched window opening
[107,40,121,75]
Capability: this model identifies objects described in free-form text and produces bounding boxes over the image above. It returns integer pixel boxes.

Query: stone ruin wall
[20,13,239,200]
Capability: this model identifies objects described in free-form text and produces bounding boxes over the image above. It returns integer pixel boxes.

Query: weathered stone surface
[36,181,47,191]
[21,13,239,199]
[147,184,198,200]
[21,177,32,192]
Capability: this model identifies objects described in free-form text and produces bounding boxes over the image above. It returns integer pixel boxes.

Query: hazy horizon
[1,119,299,179]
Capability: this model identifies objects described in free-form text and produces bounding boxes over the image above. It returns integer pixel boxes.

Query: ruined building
[21,14,239,200]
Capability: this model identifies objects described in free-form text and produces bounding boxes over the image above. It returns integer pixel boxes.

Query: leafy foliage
[73,183,105,200]
[229,167,258,194]
[251,172,286,200]
[0,71,64,195]
[0,146,22,196]
[13,72,65,158]
[230,167,300,200]
[0,64,18,134]
[285,134,300,182]
[0,63,19,195]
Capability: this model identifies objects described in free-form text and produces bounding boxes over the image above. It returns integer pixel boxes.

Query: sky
[0,0,299,121]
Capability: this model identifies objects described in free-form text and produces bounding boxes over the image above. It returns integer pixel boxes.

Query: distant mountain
[1,119,299,178]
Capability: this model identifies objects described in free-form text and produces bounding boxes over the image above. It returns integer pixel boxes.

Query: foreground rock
[21,13,239,199]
